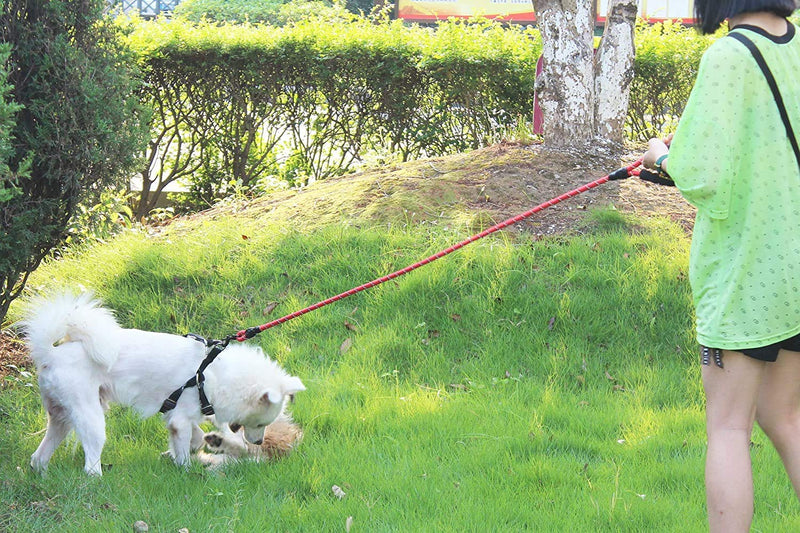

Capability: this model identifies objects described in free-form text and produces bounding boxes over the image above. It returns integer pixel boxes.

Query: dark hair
[694,0,798,34]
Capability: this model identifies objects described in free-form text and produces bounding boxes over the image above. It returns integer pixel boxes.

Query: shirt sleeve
[668,38,754,219]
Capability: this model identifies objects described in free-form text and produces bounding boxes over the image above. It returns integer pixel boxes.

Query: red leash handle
[236,160,643,341]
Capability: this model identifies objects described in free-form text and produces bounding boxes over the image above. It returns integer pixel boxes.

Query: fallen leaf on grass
[332,485,346,499]
[340,338,352,355]
[547,317,556,330]
[344,320,358,332]
[262,302,279,315]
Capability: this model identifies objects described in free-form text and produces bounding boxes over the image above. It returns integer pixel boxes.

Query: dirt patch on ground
[455,142,695,236]
[172,141,696,236]
[0,329,29,384]
[0,142,696,379]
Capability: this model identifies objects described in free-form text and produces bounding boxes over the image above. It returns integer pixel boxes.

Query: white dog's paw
[30,457,48,476]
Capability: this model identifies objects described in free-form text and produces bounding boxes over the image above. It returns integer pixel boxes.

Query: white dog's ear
[259,377,305,405]
[283,376,305,395]
[260,390,283,405]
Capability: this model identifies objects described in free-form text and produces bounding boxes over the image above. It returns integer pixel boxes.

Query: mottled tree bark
[594,0,638,145]
[533,0,637,151]
[534,0,595,149]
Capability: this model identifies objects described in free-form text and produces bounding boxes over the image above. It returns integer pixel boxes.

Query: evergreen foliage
[0,42,26,205]
[0,0,148,322]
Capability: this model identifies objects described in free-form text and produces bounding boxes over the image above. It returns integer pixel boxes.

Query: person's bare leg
[702,351,765,533]
[756,349,800,499]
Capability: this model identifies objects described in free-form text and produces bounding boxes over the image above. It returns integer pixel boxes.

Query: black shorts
[705,332,800,363]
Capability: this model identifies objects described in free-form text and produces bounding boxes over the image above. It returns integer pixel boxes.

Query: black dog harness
[159,334,233,416]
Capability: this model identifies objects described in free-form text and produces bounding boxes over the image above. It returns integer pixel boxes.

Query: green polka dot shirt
[668,22,800,350]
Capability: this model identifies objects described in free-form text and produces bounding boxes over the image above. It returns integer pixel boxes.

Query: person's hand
[643,135,673,169]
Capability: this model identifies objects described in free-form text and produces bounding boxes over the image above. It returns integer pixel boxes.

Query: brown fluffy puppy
[197,415,302,466]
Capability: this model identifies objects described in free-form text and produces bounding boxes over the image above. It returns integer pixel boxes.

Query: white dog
[21,292,305,475]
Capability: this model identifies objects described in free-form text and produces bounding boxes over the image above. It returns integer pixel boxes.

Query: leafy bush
[173,0,353,26]
[127,16,540,213]
[0,0,147,322]
[125,14,724,215]
[0,42,27,206]
[417,18,539,154]
[627,21,716,141]
[63,190,135,251]
[344,0,375,15]
[174,0,285,23]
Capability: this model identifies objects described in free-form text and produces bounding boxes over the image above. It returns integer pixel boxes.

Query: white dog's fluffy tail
[21,292,122,370]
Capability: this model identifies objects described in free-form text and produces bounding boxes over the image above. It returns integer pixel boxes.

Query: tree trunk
[594,0,638,145]
[533,0,637,151]
[534,0,595,150]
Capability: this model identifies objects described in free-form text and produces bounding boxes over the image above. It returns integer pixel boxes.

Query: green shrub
[126,15,724,215]
[174,0,285,23]
[345,0,374,15]
[0,0,147,323]
[417,18,539,154]
[0,42,27,205]
[627,20,716,141]
[62,189,135,251]
[173,0,352,26]
[127,16,540,212]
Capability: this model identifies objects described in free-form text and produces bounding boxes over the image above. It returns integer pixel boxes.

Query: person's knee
[757,409,800,446]
[706,410,756,436]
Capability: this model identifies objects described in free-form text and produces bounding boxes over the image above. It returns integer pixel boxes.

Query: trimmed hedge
[127,17,541,213]
[127,16,717,213]
[627,20,716,141]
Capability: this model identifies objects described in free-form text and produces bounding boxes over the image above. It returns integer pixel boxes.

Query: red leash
[234,159,643,342]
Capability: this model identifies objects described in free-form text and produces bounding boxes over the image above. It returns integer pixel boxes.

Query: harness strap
[159,334,232,415]
[728,31,800,172]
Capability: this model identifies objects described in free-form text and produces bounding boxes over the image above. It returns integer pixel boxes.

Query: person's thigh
[703,350,766,431]
[757,350,800,423]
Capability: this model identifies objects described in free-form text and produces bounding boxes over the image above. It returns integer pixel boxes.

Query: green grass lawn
[2,204,799,531]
